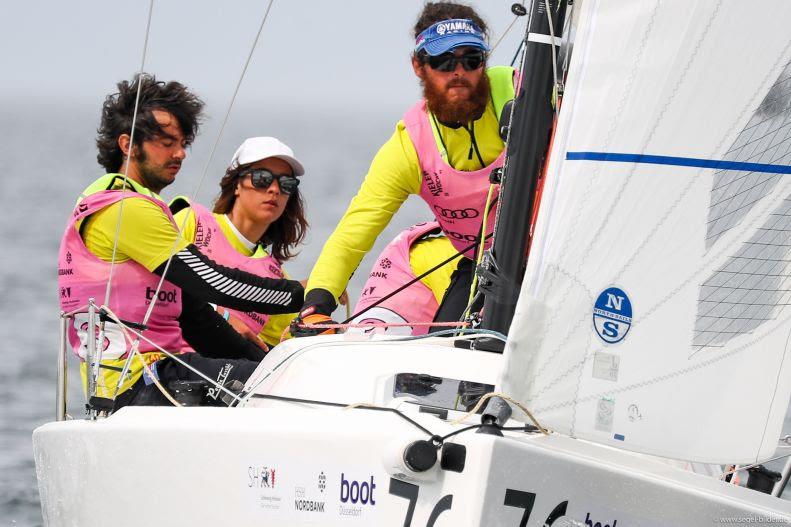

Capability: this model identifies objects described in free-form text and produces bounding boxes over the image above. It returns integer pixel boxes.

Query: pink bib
[58,191,191,362]
[191,203,286,335]
[350,222,442,336]
[404,101,505,255]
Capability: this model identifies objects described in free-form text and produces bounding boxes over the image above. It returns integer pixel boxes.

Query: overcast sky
[0,1,526,107]
[0,0,530,284]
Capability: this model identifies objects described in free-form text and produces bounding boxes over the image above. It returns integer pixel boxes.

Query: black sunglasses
[240,168,300,195]
[421,50,486,72]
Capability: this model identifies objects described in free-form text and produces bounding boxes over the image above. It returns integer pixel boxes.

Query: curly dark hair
[212,165,308,262]
[413,2,489,41]
[96,73,205,173]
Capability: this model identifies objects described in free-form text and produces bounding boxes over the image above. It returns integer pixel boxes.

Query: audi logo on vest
[434,205,479,220]
[340,473,376,506]
[145,286,178,303]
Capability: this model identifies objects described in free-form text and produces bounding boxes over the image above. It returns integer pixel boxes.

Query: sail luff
[500,0,791,464]
[480,0,568,335]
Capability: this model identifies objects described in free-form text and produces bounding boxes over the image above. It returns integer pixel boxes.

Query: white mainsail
[501,0,791,464]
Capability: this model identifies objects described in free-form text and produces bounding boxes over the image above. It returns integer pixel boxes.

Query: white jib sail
[501,0,791,464]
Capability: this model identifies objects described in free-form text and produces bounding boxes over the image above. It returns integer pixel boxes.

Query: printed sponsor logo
[446,231,478,242]
[436,20,475,36]
[294,497,325,512]
[79,321,111,351]
[379,258,392,269]
[66,252,73,264]
[248,465,281,510]
[368,271,388,279]
[248,466,277,488]
[361,286,377,297]
[60,286,71,299]
[356,318,387,334]
[245,311,266,326]
[268,264,284,278]
[340,473,376,505]
[195,222,212,248]
[77,203,89,215]
[58,268,74,276]
[207,363,233,400]
[592,287,632,344]
[145,286,178,304]
[318,471,326,492]
[294,484,326,513]
[434,205,479,220]
[584,512,617,527]
[423,170,446,197]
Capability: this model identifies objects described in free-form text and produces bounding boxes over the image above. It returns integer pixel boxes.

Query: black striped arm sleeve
[153,244,304,315]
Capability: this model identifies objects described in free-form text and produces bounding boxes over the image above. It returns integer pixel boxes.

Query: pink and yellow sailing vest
[404,67,517,255]
[190,203,286,335]
[59,187,191,396]
[350,222,442,336]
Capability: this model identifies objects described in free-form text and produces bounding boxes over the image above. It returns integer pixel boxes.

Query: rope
[281,320,469,342]
[490,14,522,54]
[544,0,561,111]
[99,305,182,407]
[139,0,277,331]
[462,183,497,322]
[450,391,549,435]
[101,305,244,406]
[103,0,155,309]
[342,235,491,324]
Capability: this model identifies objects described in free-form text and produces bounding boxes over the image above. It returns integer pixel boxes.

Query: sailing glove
[290,288,339,338]
[300,288,337,317]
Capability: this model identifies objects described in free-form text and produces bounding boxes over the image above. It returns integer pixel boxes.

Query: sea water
[5,99,791,525]
[0,99,429,525]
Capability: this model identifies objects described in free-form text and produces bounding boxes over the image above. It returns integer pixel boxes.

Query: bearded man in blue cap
[297,2,518,334]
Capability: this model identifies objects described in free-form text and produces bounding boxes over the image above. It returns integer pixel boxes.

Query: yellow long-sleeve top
[174,208,296,346]
[79,175,189,271]
[307,73,507,301]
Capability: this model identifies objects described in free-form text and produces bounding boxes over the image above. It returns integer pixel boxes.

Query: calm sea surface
[3,99,791,525]
[0,99,428,525]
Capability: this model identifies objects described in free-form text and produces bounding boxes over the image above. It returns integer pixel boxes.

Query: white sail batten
[501,0,791,463]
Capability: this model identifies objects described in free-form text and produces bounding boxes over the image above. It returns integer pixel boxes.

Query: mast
[479,0,567,335]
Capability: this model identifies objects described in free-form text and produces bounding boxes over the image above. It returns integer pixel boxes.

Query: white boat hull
[33,336,791,526]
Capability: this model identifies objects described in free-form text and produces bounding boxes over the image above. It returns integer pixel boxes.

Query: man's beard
[423,73,490,125]
[135,148,180,193]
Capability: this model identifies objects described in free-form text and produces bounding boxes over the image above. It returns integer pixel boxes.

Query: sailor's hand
[289,312,338,338]
[301,288,338,317]
[338,289,349,306]
[220,307,269,352]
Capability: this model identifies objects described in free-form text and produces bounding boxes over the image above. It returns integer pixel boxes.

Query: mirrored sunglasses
[422,50,486,72]
[241,168,300,195]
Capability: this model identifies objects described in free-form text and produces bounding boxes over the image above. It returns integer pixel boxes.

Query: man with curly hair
[299,2,517,333]
[59,74,304,409]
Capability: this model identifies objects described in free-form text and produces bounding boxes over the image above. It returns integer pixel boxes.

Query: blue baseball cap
[414,18,489,56]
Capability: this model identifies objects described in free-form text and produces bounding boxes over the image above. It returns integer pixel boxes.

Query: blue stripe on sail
[565,151,791,174]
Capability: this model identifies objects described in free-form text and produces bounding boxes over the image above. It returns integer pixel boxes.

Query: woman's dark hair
[96,73,205,173]
[413,2,489,40]
[213,165,308,262]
